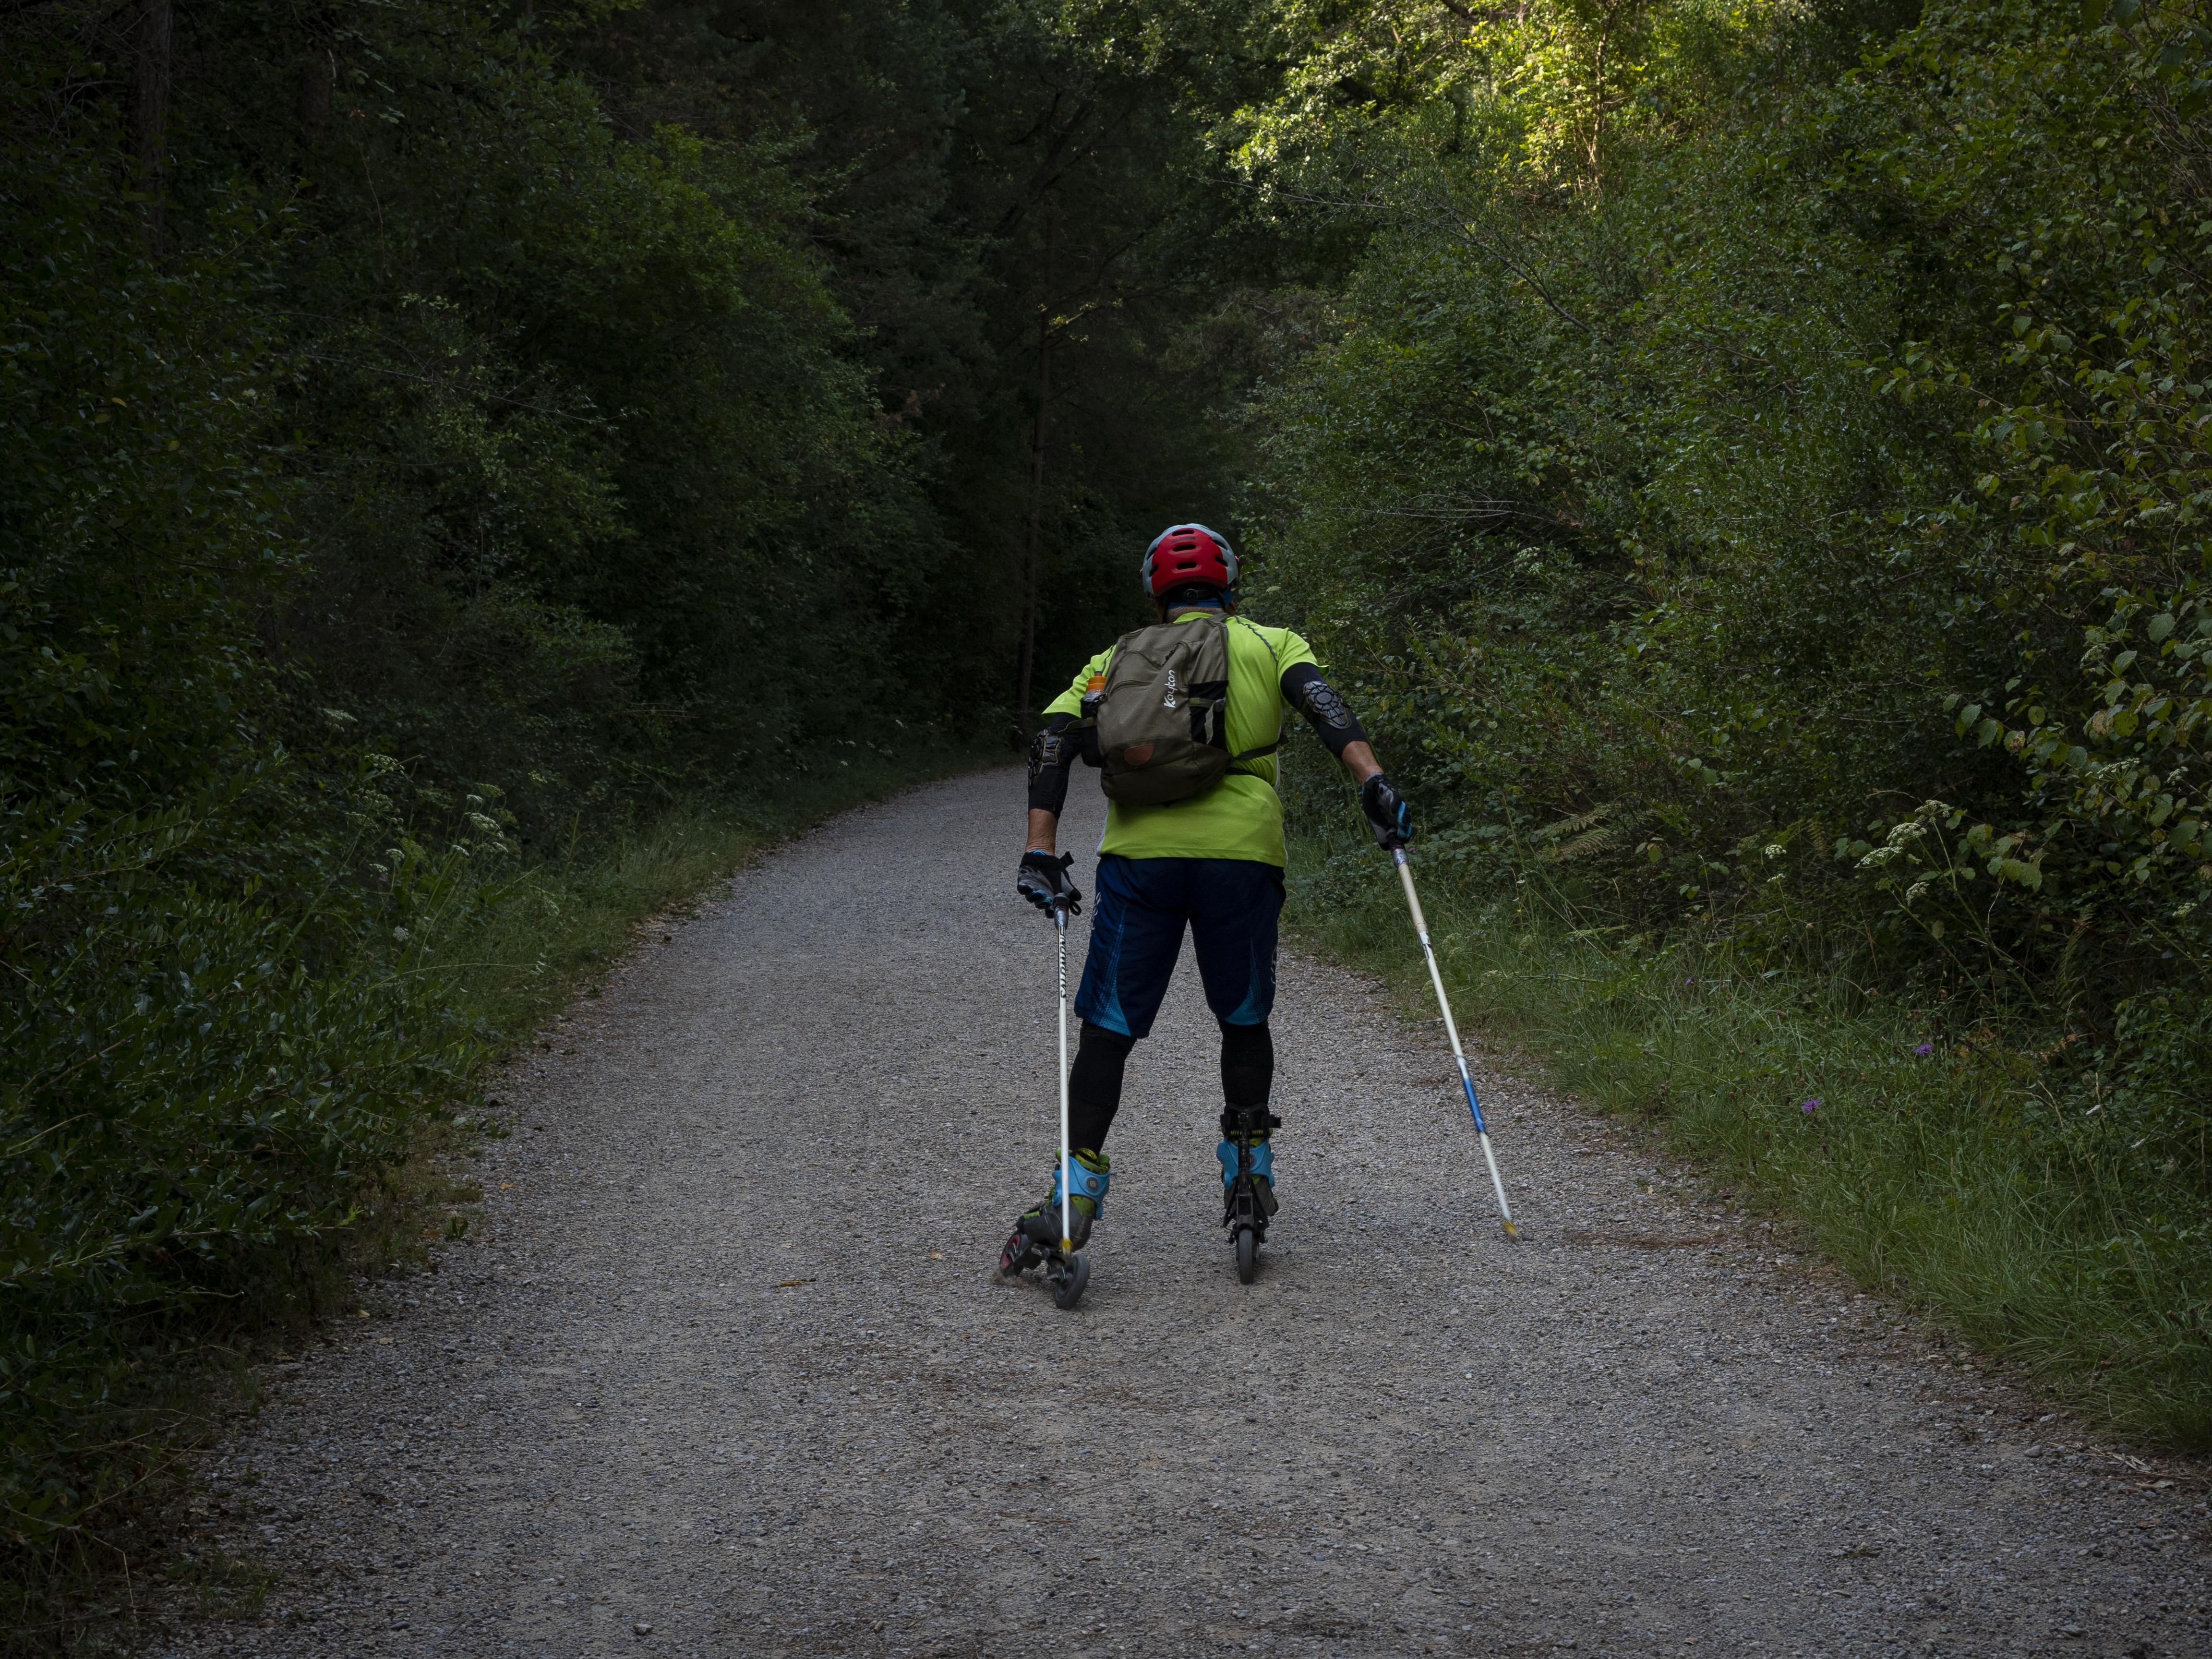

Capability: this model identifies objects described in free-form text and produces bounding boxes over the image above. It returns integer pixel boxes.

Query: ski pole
[1393,848,1519,1238]
[1056,908,1073,1253]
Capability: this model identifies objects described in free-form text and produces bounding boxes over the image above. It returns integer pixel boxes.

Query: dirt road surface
[163,770,2209,1659]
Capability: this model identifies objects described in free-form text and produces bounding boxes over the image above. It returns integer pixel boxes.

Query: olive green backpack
[1093,615,1280,806]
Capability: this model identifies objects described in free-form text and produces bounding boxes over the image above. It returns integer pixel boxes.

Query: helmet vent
[1141,523,1237,598]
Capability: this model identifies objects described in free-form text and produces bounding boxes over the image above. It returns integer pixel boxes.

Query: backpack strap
[1226,617,1286,769]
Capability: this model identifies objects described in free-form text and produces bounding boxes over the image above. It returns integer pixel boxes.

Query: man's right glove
[1017,850,1084,916]
[1360,772,1413,850]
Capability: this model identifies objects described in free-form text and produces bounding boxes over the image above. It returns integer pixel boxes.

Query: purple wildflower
[1914,1043,1934,1057]
[1801,1098,1821,1114]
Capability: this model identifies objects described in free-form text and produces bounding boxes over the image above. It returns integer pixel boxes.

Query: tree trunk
[129,0,173,247]
[1015,212,1056,723]
[299,51,332,140]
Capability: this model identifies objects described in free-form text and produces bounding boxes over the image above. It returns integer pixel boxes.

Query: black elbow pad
[1281,662,1367,757]
[1028,714,1082,814]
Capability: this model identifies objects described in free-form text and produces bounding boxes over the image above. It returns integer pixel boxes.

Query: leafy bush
[0,805,482,1543]
[0,42,478,1558]
[1,0,1271,1599]
[1286,806,2212,1446]
[1237,0,2212,1436]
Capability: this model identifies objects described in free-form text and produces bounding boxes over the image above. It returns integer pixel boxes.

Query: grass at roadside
[338,745,1006,1293]
[1287,832,2212,1453]
[2,745,1001,1659]
[426,748,1001,1057]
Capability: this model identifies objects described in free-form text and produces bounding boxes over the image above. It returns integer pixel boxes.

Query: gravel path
[165,769,2209,1659]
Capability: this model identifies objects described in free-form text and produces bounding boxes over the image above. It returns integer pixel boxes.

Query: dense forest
[0,0,1285,1580]
[5,0,2210,1612]
[1244,0,2212,1443]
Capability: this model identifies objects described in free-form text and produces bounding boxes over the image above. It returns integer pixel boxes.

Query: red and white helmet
[1140,523,1238,599]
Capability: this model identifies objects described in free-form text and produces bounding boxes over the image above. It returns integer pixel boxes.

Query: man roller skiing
[999,522,1413,1284]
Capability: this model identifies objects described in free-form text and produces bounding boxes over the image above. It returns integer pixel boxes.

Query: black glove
[1017,850,1083,916]
[1360,772,1413,850]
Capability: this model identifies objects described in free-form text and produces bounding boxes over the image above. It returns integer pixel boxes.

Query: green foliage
[171,0,953,820]
[0,0,1270,1604]
[1241,0,2212,1435]
[0,806,483,1545]
[0,27,482,1558]
[580,0,1309,713]
[1287,813,2212,1447]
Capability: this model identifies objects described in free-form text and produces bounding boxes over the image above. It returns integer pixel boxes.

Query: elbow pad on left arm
[1027,714,1082,814]
[1281,662,1368,758]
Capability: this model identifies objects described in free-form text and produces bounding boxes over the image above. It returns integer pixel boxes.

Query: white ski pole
[1394,848,1519,1238]
[1056,908,1073,1253]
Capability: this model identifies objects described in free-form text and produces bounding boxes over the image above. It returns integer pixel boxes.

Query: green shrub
[1231,0,2212,1437]
[1287,804,2212,1447]
[0,805,482,1545]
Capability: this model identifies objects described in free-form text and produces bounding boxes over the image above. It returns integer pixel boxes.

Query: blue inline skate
[997,1149,1108,1308]
[1217,1106,1281,1284]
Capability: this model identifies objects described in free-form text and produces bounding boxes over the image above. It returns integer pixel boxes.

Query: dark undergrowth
[1286,815,2212,1456]
[1235,0,2212,1466]
[0,747,995,1659]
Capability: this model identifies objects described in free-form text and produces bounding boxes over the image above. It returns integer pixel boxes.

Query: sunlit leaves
[1252,0,2212,1238]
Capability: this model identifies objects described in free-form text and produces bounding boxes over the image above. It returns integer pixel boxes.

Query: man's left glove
[1360,773,1413,850]
[1017,850,1083,916]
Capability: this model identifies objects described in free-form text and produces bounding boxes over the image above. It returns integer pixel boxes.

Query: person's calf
[1067,1021,1137,1153]
[1217,1018,1280,1216]
[1218,1017,1273,1111]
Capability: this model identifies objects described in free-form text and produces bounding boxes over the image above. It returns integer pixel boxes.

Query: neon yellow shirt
[1045,611,1320,866]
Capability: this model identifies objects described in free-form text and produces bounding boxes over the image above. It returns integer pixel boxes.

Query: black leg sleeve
[1218,1019,1275,1121]
[1067,1021,1137,1154]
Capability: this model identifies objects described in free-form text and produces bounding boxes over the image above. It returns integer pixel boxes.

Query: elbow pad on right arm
[1281,662,1369,758]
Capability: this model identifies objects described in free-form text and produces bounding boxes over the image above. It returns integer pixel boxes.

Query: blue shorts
[1074,855,1285,1040]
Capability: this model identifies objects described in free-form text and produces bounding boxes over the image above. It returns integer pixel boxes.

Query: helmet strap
[1157,586,1232,616]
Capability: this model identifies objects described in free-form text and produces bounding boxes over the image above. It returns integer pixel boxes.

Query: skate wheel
[1235,1226,1258,1285]
[1052,1252,1090,1310]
